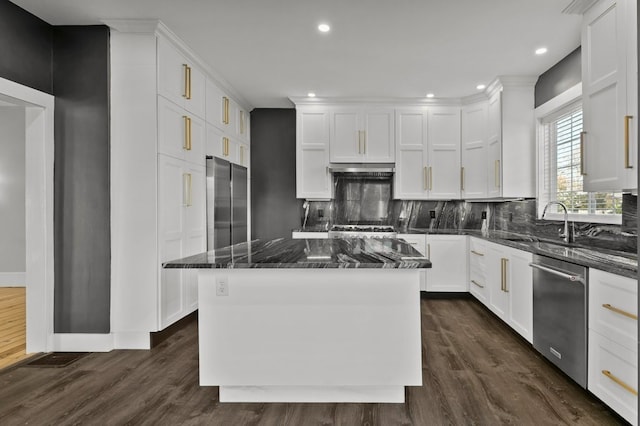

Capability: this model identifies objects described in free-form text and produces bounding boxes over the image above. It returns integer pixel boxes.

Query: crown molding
[289,96,463,107]
[562,0,599,14]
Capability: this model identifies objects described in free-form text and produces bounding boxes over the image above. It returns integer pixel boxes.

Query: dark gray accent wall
[0,0,52,94]
[535,47,581,107]
[53,26,111,333]
[250,109,302,240]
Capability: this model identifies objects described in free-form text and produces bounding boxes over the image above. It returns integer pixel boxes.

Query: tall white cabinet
[582,0,638,191]
[109,21,251,348]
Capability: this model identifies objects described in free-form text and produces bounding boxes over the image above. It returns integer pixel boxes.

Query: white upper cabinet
[582,0,637,191]
[461,101,488,199]
[158,96,205,166]
[330,107,395,163]
[486,91,502,198]
[157,36,205,119]
[395,107,461,199]
[296,106,332,199]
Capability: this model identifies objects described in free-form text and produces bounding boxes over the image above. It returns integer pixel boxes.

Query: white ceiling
[11,0,582,109]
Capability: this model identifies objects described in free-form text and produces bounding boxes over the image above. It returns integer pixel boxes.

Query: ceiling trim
[290,96,464,107]
[562,0,599,14]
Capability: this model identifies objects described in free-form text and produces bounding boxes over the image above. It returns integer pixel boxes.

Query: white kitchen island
[164,237,430,403]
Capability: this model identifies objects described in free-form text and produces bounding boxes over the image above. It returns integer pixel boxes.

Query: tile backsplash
[303,194,638,254]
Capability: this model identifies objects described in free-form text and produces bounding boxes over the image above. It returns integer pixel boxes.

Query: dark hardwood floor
[0,298,624,425]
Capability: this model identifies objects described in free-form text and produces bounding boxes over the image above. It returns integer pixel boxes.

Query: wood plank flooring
[0,288,27,370]
[0,297,625,425]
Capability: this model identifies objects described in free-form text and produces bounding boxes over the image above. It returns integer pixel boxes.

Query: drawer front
[588,330,638,425]
[469,265,488,304]
[589,268,637,350]
[468,237,486,269]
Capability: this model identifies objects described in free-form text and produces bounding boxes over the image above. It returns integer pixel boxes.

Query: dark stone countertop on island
[163,237,432,269]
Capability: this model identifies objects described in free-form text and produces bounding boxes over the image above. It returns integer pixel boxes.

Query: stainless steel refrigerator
[206,156,248,250]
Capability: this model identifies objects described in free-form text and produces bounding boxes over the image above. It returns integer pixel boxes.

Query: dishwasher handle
[529,262,585,283]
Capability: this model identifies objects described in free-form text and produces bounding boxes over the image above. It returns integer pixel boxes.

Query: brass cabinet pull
[580,131,586,175]
[223,97,229,124]
[423,167,428,190]
[602,370,638,396]
[427,244,431,260]
[222,137,229,156]
[501,258,508,292]
[602,303,638,320]
[183,116,192,150]
[495,160,500,188]
[429,166,433,191]
[240,145,244,165]
[460,167,465,191]
[624,115,632,169]
[183,173,192,206]
[358,131,363,154]
[240,111,245,134]
[182,64,190,99]
[470,250,484,257]
[471,280,484,288]
[363,131,366,154]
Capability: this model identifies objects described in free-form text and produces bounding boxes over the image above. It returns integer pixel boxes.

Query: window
[538,95,622,223]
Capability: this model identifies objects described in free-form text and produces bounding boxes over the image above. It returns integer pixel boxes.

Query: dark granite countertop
[163,237,432,269]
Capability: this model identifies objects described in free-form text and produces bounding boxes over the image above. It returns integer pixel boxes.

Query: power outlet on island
[216,276,229,296]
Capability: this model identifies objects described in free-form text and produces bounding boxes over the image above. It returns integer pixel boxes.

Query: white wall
[0,106,26,286]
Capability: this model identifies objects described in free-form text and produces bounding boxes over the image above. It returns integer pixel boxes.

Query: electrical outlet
[430,210,436,219]
[318,208,324,218]
[216,277,229,296]
[481,211,487,220]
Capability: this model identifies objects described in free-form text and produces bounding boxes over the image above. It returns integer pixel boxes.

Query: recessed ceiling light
[318,23,331,33]
[476,84,486,90]
[307,92,316,98]
[426,93,435,98]
[535,47,548,55]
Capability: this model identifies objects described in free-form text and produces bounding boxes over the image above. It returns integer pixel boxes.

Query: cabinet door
[330,108,361,162]
[428,107,461,199]
[486,92,502,198]
[184,65,206,120]
[623,0,638,190]
[157,37,187,109]
[236,143,250,168]
[582,0,628,191]
[205,79,225,128]
[505,246,533,343]
[486,242,508,321]
[183,164,205,312]
[461,102,488,199]
[297,108,332,199]
[158,154,185,329]
[468,238,488,304]
[206,124,224,158]
[158,96,188,161]
[397,234,427,291]
[362,108,395,162]
[425,235,468,292]
[395,110,428,199]
[184,114,205,166]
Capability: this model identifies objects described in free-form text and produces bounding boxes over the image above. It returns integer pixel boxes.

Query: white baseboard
[52,333,114,352]
[113,332,150,350]
[0,272,26,287]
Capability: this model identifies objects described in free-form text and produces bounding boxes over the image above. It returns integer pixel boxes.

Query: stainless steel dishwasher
[530,254,588,388]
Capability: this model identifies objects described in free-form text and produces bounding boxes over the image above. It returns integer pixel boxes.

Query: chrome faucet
[541,201,574,244]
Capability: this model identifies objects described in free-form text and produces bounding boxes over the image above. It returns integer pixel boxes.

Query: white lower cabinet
[158,154,205,329]
[588,268,638,425]
[425,235,468,292]
[483,240,533,343]
[397,234,427,291]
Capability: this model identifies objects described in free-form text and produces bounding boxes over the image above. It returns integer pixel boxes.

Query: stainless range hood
[328,163,395,177]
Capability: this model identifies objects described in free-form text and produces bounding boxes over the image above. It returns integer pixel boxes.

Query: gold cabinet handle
[427,243,431,260]
[223,97,229,124]
[602,370,638,396]
[240,110,245,135]
[357,131,363,154]
[501,258,508,292]
[183,173,192,206]
[429,166,433,191]
[183,116,192,150]
[363,130,366,154]
[423,166,428,190]
[240,145,244,165]
[471,280,484,288]
[470,250,484,257]
[495,160,500,188]
[580,131,586,175]
[460,167,465,191]
[182,64,190,99]
[624,115,632,169]
[602,303,638,320]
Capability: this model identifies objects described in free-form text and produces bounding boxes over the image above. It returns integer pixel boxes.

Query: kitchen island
[164,237,430,403]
